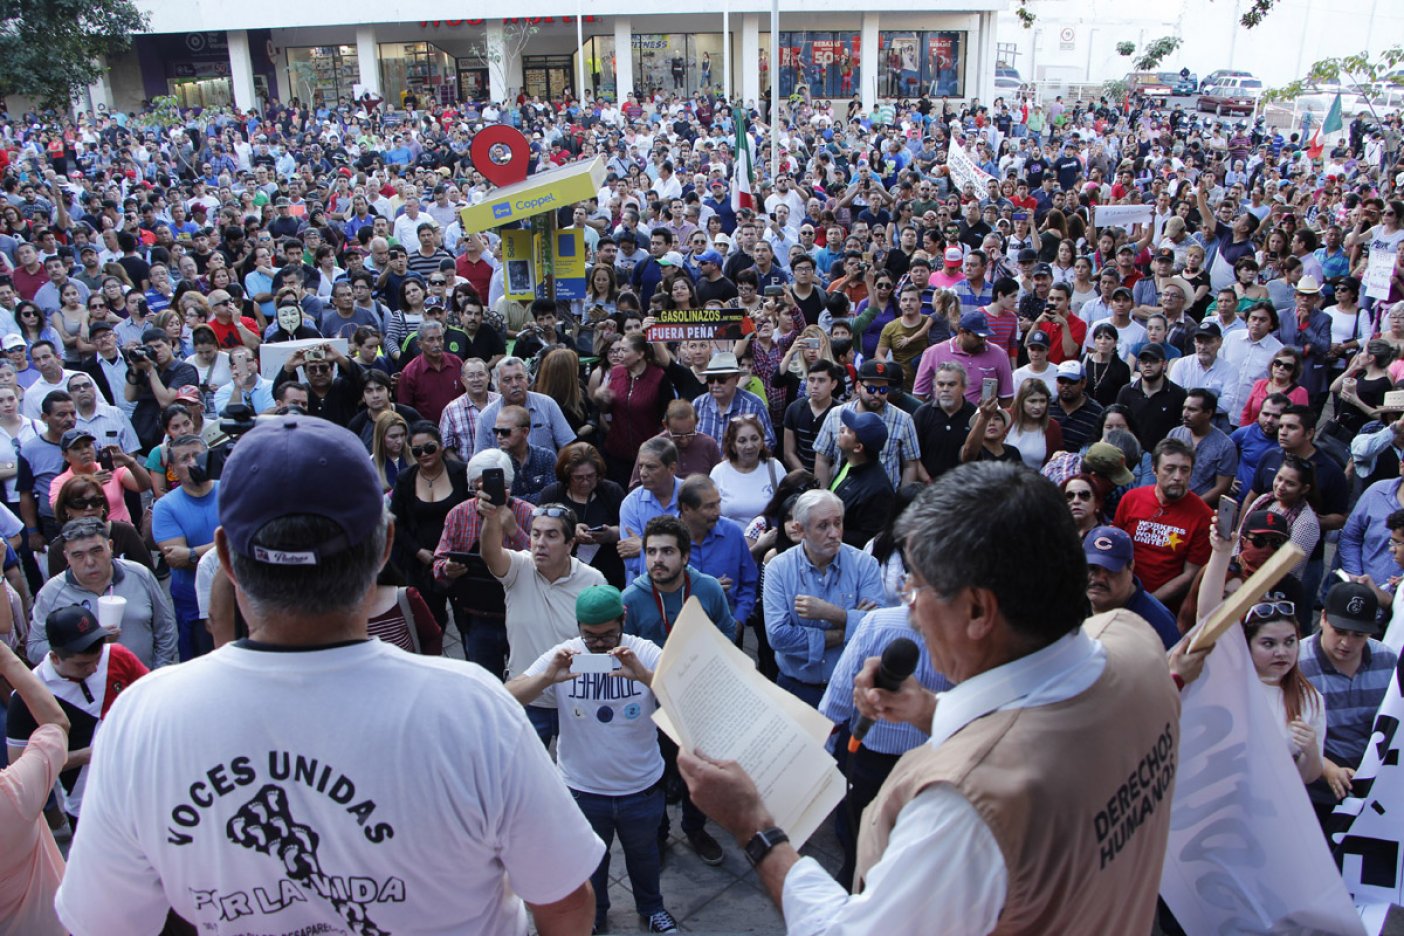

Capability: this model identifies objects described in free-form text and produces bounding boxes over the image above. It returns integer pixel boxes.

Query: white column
[227,29,258,112]
[980,13,999,104]
[614,17,633,101]
[741,14,760,107]
[860,13,879,110]
[487,20,509,104]
[356,26,381,96]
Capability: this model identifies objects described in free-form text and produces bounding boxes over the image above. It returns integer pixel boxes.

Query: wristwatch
[744,826,789,867]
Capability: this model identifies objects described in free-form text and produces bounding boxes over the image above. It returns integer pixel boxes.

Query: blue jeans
[172,584,212,661]
[571,785,666,920]
[777,673,826,708]
[525,705,559,748]
[463,614,509,679]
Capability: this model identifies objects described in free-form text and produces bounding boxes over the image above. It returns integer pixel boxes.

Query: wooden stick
[1188,543,1306,653]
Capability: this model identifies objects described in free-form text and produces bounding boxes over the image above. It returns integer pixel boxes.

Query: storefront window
[765,32,862,100]
[523,55,574,101]
[380,41,456,108]
[631,34,724,97]
[574,35,618,101]
[878,31,964,99]
[286,46,360,107]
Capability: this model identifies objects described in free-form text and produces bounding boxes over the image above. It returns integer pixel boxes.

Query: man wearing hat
[1017,262,1054,326]
[691,351,775,449]
[913,309,1013,405]
[1052,360,1105,452]
[48,427,149,523]
[58,417,605,935]
[1280,275,1334,409]
[832,408,895,548]
[694,249,737,305]
[7,604,149,831]
[816,359,920,489]
[1084,525,1180,649]
[509,584,681,934]
[1012,328,1057,394]
[1300,582,1399,825]
[1114,342,1187,454]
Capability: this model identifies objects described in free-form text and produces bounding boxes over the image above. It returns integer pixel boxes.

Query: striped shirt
[1299,635,1397,797]
[819,606,952,755]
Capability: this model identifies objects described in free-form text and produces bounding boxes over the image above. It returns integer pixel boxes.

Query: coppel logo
[492,202,512,219]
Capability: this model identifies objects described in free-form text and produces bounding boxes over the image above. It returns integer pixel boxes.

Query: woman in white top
[1003,379,1062,469]
[1050,238,1077,285]
[1068,255,1098,315]
[0,382,38,515]
[1199,512,1325,784]
[709,413,786,527]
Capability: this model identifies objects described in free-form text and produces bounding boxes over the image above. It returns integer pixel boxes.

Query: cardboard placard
[645,308,750,342]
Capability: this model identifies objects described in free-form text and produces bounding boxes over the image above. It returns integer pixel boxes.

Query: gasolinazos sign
[646,308,750,342]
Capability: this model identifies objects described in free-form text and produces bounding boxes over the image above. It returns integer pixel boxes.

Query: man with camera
[272,341,366,426]
[123,329,199,452]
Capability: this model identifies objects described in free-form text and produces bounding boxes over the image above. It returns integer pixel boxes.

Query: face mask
[276,305,302,333]
[1237,541,1275,575]
[187,450,212,486]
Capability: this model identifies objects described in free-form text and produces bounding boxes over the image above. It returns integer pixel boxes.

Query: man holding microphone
[680,462,1181,932]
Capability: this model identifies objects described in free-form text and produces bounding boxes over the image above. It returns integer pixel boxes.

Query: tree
[1116,37,1183,72]
[1264,46,1404,124]
[0,0,149,111]
[465,21,540,102]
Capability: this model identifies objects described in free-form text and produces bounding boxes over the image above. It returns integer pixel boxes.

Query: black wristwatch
[744,826,789,867]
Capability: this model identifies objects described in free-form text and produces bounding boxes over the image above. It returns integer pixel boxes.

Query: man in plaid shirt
[439,358,499,463]
[690,352,775,449]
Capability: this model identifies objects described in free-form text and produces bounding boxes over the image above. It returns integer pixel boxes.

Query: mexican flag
[731,105,755,213]
[1307,93,1343,160]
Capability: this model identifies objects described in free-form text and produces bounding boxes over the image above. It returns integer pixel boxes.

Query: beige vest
[854,611,1179,935]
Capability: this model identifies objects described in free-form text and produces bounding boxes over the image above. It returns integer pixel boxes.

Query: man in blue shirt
[1230,393,1289,495]
[676,475,758,640]
[619,437,683,581]
[762,489,884,706]
[1084,526,1180,649]
[151,434,221,660]
[621,515,734,868]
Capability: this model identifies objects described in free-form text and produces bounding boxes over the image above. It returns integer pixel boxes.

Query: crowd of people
[0,79,1403,934]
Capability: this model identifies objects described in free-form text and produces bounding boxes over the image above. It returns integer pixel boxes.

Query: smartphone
[587,525,607,533]
[1216,497,1238,542]
[1012,211,1028,222]
[981,377,999,403]
[482,467,507,506]
[570,653,621,675]
[98,448,115,471]
[446,551,478,565]
[763,284,786,298]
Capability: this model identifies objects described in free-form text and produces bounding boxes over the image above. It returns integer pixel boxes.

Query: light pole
[770,0,779,180]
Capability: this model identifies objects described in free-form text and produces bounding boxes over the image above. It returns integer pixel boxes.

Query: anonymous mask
[276,305,302,333]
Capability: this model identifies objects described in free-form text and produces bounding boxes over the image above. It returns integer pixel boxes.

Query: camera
[305,347,326,362]
[124,344,157,366]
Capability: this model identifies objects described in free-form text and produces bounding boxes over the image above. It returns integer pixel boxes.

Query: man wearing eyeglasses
[204,288,262,351]
[1083,525,1179,649]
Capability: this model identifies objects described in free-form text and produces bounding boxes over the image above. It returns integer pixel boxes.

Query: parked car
[1125,72,1172,97]
[1172,72,1199,96]
[1197,76,1263,115]
[1202,69,1253,89]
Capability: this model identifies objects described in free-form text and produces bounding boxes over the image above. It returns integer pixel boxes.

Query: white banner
[1364,247,1395,302]
[1332,659,1404,933]
[946,138,996,195]
[1160,625,1365,935]
[1094,204,1154,229]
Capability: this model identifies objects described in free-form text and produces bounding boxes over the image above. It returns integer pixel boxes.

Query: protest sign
[1332,659,1404,933]
[1365,247,1395,301]
[1161,624,1365,934]
[946,138,995,194]
[645,308,749,342]
[1094,204,1154,229]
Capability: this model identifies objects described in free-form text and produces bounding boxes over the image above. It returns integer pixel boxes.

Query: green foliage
[1103,79,1130,100]
[1116,42,1136,57]
[1263,46,1404,121]
[1134,37,1182,72]
[1015,0,1036,29]
[0,0,149,110]
[142,95,183,129]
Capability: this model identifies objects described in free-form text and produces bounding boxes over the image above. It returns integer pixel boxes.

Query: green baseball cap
[576,585,625,626]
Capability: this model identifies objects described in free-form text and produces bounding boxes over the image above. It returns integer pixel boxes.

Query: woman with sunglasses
[1197,512,1325,783]
[711,414,786,526]
[1060,473,1110,540]
[389,421,471,631]
[14,301,56,357]
[1240,346,1309,427]
[46,474,153,578]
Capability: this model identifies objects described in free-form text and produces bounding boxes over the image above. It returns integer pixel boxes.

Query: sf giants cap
[219,417,384,565]
[857,359,899,384]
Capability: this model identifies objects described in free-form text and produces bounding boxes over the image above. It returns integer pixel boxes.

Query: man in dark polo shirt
[1115,343,1187,454]
[832,408,895,548]
[1051,360,1103,452]
[912,361,975,479]
[783,360,842,473]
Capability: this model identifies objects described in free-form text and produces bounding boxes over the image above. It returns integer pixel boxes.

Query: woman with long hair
[535,346,593,439]
[1240,453,1320,578]
[1331,340,1396,436]
[711,413,787,526]
[1198,517,1324,784]
[1060,473,1112,539]
[371,410,411,492]
[863,482,925,606]
[1068,255,1097,314]
[851,271,900,361]
[1038,208,1069,262]
[385,277,429,364]
[593,333,673,485]
[575,264,619,321]
[1240,346,1309,426]
[156,309,191,358]
[50,281,90,366]
[388,421,472,632]
[1083,322,1132,406]
[660,273,700,311]
[1005,379,1064,468]
[1050,239,1077,285]
[0,383,38,518]
[14,301,56,352]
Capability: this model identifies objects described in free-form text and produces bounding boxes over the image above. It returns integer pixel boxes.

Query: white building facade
[93,0,1009,115]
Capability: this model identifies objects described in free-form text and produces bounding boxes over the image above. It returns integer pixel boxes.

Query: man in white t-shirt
[509,585,680,934]
[480,495,607,747]
[55,417,603,936]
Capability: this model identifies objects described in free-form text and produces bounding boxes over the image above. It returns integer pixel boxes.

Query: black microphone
[848,637,920,753]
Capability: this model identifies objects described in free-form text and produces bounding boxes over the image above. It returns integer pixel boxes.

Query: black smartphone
[482,467,507,506]
[763,285,786,298]
[446,551,477,565]
[98,448,115,471]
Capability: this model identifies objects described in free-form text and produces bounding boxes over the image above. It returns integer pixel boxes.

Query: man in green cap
[506,585,680,934]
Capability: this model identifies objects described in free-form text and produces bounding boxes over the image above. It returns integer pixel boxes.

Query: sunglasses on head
[1245,600,1295,623]
[533,505,572,520]
[410,442,439,457]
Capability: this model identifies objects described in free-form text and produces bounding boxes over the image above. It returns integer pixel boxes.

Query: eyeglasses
[580,627,623,645]
[410,442,440,457]
[862,384,891,395]
[1245,600,1295,622]
[492,426,522,436]
[429,279,446,286]
[669,431,696,441]
[1271,360,1293,369]
[900,572,935,609]
[1065,489,1094,502]
[67,496,106,510]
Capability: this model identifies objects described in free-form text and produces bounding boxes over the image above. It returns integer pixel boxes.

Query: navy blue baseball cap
[219,417,384,565]
[1084,526,1134,573]
[959,309,992,337]
[841,407,889,454]
[47,604,107,655]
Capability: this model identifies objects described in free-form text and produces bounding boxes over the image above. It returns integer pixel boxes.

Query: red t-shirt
[1112,485,1213,595]
[1037,314,1088,364]
[207,316,258,349]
